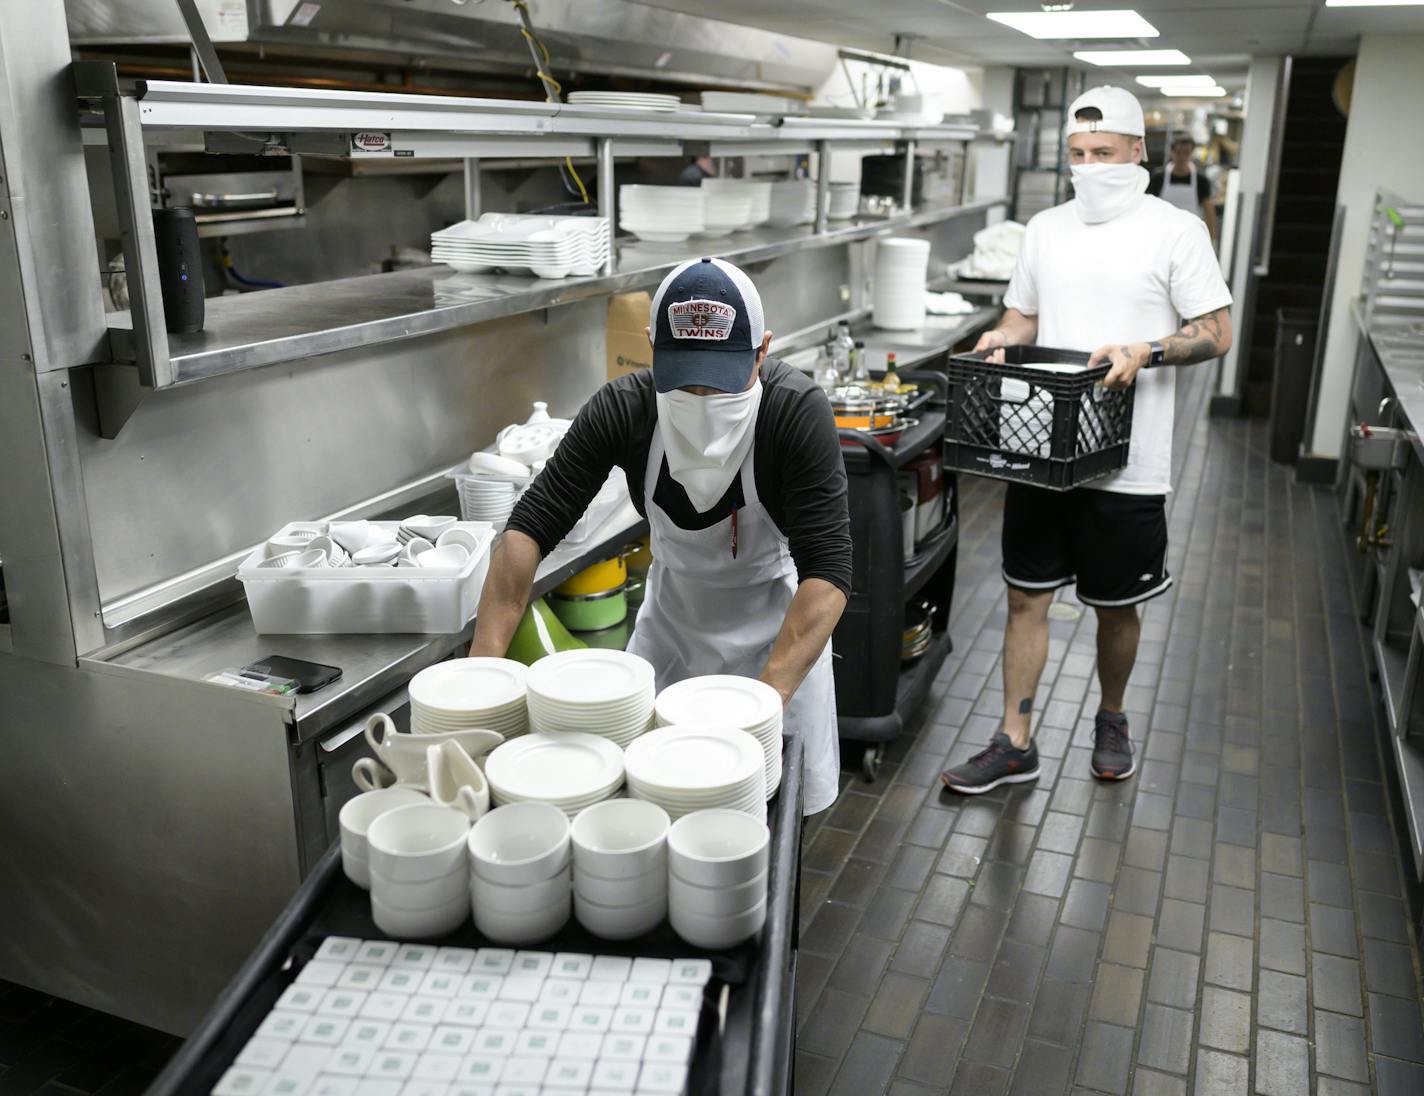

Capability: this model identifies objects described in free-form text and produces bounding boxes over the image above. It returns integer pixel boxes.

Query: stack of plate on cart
[408,657,530,739]
[698,179,754,237]
[768,179,816,227]
[484,731,625,816]
[654,675,783,799]
[526,649,656,748]
[626,725,768,823]
[619,185,705,244]
[701,179,770,228]
[430,213,610,278]
[827,181,862,221]
[568,90,683,112]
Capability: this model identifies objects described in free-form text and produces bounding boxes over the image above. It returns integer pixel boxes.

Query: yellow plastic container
[553,555,627,597]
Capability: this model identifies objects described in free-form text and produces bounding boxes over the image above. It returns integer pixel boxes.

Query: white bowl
[366,803,471,884]
[574,862,665,907]
[472,864,571,914]
[467,452,532,480]
[307,535,348,566]
[415,544,470,571]
[372,889,469,939]
[403,516,457,541]
[396,537,435,567]
[467,801,571,885]
[267,531,319,553]
[670,895,766,950]
[436,528,486,556]
[574,888,667,941]
[257,548,311,570]
[474,889,569,944]
[352,542,402,567]
[328,520,372,553]
[371,863,468,911]
[570,799,670,880]
[339,787,429,889]
[667,810,769,887]
[670,867,766,916]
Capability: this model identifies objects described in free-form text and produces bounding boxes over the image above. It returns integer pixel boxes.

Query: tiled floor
[796,389,1424,1093]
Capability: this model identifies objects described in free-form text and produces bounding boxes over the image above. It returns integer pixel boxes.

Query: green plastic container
[505,596,587,665]
[549,587,628,632]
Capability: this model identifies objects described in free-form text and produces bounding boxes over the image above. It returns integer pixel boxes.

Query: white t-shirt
[1002,193,1232,495]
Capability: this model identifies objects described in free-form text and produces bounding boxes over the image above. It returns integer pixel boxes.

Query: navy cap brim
[652,346,756,393]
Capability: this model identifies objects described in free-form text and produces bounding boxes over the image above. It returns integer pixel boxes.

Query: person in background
[1149,135,1218,247]
[940,85,1232,795]
[678,156,716,185]
[469,257,849,815]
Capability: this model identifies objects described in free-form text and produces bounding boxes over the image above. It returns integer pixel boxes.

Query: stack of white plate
[625,724,768,823]
[408,658,530,739]
[872,237,932,331]
[456,477,520,526]
[767,179,816,227]
[701,179,770,228]
[619,185,705,244]
[698,180,754,236]
[827,182,861,221]
[526,649,656,748]
[484,732,625,816]
[568,91,683,112]
[654,675,783,799]
[430,214,610,279]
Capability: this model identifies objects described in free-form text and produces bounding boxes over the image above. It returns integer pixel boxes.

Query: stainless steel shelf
[115,198,1006,387]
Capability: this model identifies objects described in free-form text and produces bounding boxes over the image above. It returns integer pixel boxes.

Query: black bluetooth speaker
[152,206,205,334]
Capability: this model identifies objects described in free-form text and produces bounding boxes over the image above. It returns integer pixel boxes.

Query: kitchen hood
[65,0,837,94]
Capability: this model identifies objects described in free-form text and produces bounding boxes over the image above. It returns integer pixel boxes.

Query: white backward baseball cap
[1065,85,1146,138]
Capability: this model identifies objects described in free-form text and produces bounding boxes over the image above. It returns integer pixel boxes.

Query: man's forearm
[994,308,1039,346]
[1158,304,1232,365]
[759,578,848,706]
[469,530,542,657]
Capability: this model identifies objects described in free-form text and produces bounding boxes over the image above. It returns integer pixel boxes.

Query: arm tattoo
[1158,306,1229,366]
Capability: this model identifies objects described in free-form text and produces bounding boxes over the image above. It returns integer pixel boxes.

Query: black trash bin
[1270,308,1318,465]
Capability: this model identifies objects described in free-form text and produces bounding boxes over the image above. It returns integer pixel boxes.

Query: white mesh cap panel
[648,257,765,347]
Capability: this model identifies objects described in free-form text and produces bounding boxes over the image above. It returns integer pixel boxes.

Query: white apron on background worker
[627,426,840,815]
[1160,162,1204,218]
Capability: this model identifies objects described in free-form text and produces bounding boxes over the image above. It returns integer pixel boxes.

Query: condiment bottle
[884,351,901,392]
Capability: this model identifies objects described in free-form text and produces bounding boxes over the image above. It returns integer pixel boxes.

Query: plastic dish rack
[944,344,1135,490]
[236,521,494,635]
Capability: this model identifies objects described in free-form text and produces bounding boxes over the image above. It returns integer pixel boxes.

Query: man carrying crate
[941,86,1233,794]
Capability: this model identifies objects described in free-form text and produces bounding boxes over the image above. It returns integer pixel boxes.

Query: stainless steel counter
[1357,304,1424,461]
[94,500,647,743]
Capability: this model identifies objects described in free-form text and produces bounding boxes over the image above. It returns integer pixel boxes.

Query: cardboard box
[607,291,653,382]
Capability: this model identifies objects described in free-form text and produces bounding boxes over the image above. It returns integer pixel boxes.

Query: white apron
[626,423,840,815]
[1161,163,1203,218]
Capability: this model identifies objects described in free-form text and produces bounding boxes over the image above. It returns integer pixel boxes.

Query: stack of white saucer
[408,657,530,739]
[767,179,816,227]
[526,649,656,748]
[568,90,682,112]
[698,180,754,236]
[654,675,783,799]
[619,186,705,244]
[872,237,932,330]
[625,724,768,823]
[702,179,771,228]
[430,214,610,279]
[483,731,625,816]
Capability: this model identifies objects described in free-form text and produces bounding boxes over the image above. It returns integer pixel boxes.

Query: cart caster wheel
[861,743,885,782]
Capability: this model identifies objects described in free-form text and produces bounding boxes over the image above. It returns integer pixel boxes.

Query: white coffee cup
[367,802,471,885]
[338,786,428,889]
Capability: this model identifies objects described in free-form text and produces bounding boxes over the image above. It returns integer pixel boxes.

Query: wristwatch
[1148,342,1167,367]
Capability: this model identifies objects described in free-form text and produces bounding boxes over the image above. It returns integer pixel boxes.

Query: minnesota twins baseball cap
[1066,85,1146,138]
[649,257,765,393]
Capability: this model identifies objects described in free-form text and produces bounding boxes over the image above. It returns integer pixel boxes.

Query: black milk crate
[944,344,1135,490]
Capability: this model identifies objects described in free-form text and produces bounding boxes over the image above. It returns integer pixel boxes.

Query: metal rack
[75,63,996,399]
[1363,189,1424,323]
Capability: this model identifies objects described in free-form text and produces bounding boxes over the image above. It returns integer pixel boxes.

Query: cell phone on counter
[241,655,343,694]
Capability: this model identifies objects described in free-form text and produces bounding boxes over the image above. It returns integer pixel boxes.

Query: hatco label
[351,131,390,152]
[980,453,1031,471]
[667,298,735,340]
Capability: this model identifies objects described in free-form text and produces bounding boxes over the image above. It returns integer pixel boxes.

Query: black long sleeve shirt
[506,357,852,595]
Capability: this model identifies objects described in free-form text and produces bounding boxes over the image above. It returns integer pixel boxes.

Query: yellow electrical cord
[510,0,590,206]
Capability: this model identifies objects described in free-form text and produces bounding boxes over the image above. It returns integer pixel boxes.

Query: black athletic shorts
[1001,484,1171,607]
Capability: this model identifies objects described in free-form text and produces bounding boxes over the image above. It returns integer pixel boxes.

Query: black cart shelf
[148,738,806,1096]
[835,374,959,780]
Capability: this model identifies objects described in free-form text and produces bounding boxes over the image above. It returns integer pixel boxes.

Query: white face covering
[655,380,763,513]
[1070,162,1149,224]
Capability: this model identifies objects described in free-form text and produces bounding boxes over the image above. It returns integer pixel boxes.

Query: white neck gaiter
[655,380,763,513]
[1070,162,1149,224]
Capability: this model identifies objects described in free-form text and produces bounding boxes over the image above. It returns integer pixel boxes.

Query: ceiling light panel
[1325,1,1424,7]
[1157,85,1228,97]
[1075,49,1192,65]
[1136,74,1216,87]
[986,9,1160,38]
